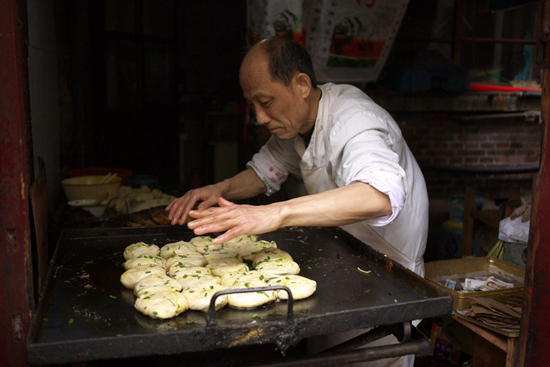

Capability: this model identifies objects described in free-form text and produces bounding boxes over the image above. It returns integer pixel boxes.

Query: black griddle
[27,226,452,365]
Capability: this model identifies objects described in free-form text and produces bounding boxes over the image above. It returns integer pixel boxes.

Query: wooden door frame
[516,5,550,366]
[0,0,35,366]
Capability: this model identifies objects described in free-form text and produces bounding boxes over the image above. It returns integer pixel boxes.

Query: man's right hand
[166,184,223,225]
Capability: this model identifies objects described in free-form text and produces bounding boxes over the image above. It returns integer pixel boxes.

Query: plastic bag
[498,216,530,244]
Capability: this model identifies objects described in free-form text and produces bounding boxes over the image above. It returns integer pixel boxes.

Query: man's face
[239,49,310,140]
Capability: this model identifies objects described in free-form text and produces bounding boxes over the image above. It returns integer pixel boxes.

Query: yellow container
[61,175,122,202]
[425,257,525,310]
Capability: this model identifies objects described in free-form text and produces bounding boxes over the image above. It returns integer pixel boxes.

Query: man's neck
[300,87,322,134]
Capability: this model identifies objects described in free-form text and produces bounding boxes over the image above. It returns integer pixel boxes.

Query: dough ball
[124,242,160,260]
[223,235,258,249]
[176,273,221,289]
[252,247,292,268]
[135,290,189,319]
[165,252,207,268]
[255,259,300,280]
[220,270,265,288]
[209,262,249,278]
[203,248,243,263]
[124,255,166,270]
[120,264,166,289]
[227,279,276,309]
[238,240,277,261]
[169,264,211,279]
[160,241,195,259]
[182,284,228,312]
[134,273,182,296]
[267,275,317,300]
[192,242,225,255]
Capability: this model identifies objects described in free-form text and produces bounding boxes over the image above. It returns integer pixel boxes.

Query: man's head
[239,37,320,140]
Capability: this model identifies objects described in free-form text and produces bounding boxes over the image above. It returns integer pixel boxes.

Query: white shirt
[247,83,428,276]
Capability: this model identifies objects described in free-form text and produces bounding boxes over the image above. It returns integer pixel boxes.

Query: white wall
[27,0,62,214]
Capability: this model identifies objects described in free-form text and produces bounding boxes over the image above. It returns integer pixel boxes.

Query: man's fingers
[197,198,216,210]
[218,197,234,207]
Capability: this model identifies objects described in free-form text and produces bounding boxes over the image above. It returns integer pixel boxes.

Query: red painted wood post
[516,31,550,367]
[0,0,35,366]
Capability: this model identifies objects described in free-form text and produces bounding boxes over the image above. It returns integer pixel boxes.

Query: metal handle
[206,285,294,327]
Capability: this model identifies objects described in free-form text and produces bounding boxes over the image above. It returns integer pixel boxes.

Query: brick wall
[396,113,542,202]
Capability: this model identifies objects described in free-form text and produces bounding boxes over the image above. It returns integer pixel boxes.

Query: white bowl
[68,199,108,217]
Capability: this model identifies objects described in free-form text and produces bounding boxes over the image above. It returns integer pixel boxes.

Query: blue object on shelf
[383,49,470,92]
[449,194,484,220]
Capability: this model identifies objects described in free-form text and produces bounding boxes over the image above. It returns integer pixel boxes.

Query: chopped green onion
[109,295,117,299]
[357,267,371,274]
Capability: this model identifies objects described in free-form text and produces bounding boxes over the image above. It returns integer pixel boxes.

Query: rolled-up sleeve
[246,145,289,196]
[330,110,408,226]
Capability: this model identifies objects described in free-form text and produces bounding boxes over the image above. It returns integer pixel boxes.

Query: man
[167,36,428,277]
[168,36,428,367]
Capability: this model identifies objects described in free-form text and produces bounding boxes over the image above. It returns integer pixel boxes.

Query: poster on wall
[247,0,410,83]
[307,0,409,83]
[247,0,306,45]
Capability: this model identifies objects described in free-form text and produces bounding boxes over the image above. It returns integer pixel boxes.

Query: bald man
[167,36,428,367]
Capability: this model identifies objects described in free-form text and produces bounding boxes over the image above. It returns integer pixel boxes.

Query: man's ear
[294,73,312,98]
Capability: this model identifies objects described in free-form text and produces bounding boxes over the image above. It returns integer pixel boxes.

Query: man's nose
[255,108,271,125]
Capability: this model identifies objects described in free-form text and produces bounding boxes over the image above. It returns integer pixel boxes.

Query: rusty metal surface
[27,225,452,365]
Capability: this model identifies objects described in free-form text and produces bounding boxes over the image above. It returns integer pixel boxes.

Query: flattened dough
[124,242,160,260]
[165,252,207,268]
[169,264,211,279]
[160,241,195,259]
[267,275,317,300]
[135,290,189,319]
[228,279,276,309]
[255,259,300,280]
[252,247,293,268]
[223,235,258,249]
[124,255,166,270]
[176,273,221,289]
[120,264,166,289]
[134,273,182,296]
[203,248,243,263]
[220,270,264,288]
[238,240,277,261]
[182,284,228,312]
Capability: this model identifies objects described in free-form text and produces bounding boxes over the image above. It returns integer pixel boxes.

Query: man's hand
[185,182,391,244]
[187,198,284,244]
[166,168,268,226]
[166,185,223,225]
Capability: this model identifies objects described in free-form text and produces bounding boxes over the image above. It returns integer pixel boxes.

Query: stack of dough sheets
[119,234,316,319]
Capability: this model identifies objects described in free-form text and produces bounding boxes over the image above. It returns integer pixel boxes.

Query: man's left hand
[187,197,284,244]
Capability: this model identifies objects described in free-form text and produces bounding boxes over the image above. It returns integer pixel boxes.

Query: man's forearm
[277,182,392,228]
[215,168,267,201]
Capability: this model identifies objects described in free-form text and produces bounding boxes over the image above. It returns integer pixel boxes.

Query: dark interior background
[28,0,542,264]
